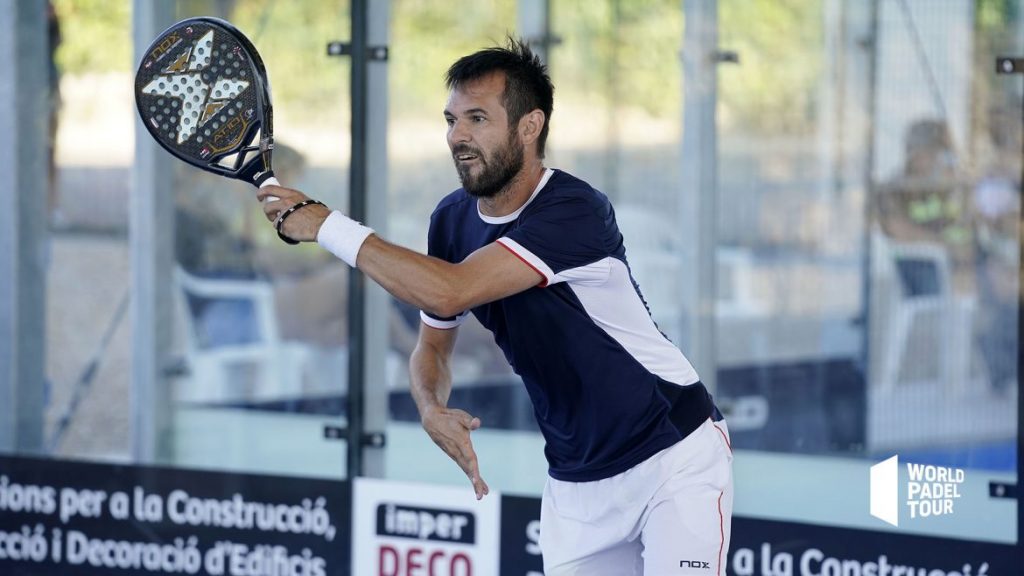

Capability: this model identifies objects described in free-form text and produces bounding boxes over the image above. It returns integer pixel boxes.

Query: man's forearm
[274,195,539,320]
[294,203,460,317]
[409,342,453,420]
[355,235,463,319]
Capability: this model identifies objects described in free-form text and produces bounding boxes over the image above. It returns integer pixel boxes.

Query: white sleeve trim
[420,310,469,330]
[496,237,555,286]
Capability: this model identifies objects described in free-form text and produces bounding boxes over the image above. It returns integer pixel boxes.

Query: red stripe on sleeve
[497,242,549,287]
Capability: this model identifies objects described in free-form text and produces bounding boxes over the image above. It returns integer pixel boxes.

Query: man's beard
[453,132,524,199]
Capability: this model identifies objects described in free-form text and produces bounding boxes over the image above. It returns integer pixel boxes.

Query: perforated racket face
[135,17,273,184]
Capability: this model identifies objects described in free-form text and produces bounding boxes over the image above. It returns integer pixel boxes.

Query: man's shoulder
[534,169,611,213]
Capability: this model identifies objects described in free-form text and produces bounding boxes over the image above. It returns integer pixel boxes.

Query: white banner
[352,478,500,576]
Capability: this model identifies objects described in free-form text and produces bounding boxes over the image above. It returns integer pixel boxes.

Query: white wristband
[316,211,375,267]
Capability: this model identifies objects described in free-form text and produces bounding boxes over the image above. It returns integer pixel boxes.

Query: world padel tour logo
[869,455,965,527]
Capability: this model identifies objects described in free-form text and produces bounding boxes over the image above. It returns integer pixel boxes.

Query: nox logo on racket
[141,29,249,146]
[146,31,183,63]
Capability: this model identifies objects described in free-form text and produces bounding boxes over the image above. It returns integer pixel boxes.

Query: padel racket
[134,17,280,195]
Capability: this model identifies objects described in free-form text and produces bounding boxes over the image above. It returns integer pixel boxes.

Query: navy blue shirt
[422,169,716,482]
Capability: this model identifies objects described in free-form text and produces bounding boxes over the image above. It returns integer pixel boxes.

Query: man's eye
[472,116,485,122]
[445,118,454,126]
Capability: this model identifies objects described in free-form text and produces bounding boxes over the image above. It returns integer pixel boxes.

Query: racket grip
[260,176,281,203]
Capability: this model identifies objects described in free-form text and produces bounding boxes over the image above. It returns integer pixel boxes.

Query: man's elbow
[420,266,468,319]
[427,293,465,320]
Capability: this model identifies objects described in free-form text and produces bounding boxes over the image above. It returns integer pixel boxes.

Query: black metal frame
[346,0,369,478]
[322,0,391,479]
[994,54,1024,566]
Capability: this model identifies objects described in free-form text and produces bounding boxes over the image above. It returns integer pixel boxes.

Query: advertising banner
[0,456,350,576]
[498,494,542,576]
[495,493,1020,575]
[352,478,500,576]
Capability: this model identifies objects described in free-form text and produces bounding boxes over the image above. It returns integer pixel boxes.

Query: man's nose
[449,120,471,144]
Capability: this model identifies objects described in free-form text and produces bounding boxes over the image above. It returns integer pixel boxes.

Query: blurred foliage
[391,0,517,119]
[52,0,1018,137]
[719,0,824,135]
[971,0,1021,168]
[51,0,132,73]
[228,1,352,119]
[552,0,682,117]
[976,0,1019,28]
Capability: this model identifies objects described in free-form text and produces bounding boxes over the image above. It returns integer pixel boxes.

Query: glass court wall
[380,0,1022,546]
[36,0,357,479]
[1,0,1020,558]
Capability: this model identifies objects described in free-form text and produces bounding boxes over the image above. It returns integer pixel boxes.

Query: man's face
[444,72,524,198]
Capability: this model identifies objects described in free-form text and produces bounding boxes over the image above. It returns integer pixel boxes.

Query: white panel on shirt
[567,258,700,386]
[498,238,700,386]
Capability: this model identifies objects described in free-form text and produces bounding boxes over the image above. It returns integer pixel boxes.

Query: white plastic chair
[175,267,314,403]
[871,233,974,394]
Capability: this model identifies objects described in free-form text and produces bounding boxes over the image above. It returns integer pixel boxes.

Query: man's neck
[477,161,546,218]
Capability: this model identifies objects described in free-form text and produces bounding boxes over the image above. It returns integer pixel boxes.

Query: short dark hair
[445,37,554,157]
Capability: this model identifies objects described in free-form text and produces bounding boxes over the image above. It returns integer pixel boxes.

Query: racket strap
[275,199,326,245]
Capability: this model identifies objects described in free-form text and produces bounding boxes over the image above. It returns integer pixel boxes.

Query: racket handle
[260,176,281,202]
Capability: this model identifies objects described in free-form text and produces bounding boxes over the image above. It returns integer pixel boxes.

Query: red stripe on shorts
[717,491,725,576]
[713,422,732,453]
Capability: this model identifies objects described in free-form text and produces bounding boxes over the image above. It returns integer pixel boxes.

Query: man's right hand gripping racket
[134,17,300,240]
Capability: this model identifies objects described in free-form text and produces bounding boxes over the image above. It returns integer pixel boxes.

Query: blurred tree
[552,0,682,117]
[52,0,131,73]
[50,0,823,134]
[718,0,823,135]
[391,0,517,119]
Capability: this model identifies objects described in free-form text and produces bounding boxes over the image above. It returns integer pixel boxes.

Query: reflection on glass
[45,0,134,460]
[20,0,1023,547]
[717,0,1019,543]
[167,1,352,479]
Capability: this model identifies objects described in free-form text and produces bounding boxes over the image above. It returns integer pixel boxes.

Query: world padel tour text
[906,463,964,518]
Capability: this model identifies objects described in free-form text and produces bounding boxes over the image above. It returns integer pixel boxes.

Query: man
[258,38,733,576]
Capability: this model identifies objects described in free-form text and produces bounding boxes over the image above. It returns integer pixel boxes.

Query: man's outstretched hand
[257,185,331,243]
[421,406,490,500]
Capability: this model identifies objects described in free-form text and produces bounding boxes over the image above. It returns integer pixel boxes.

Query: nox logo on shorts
[376,503,475,544]
[679,559,711,569]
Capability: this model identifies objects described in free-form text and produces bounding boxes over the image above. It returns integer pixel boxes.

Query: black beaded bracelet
[275,199,326,245]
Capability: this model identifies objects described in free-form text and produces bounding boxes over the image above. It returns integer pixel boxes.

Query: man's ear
[519,109,545,146]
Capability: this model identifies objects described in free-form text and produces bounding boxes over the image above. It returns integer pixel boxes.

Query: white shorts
[540,418,734,576]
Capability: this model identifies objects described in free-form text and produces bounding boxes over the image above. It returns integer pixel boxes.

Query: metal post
[347,0,369,479]
[517,0,556,64]
[131,0,176,463]
[862,0,881,396]
[1013,57,1024,572]
[0,0,48,454]
[994,53,1024,564]
[361,0,391,478]
[680,0,718,394]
